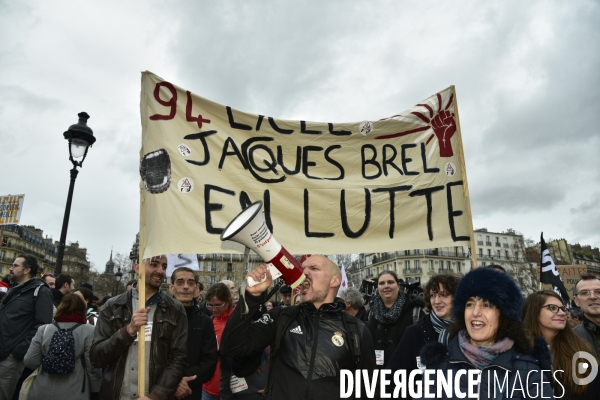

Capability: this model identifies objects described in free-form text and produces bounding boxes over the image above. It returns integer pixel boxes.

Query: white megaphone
[220,201,306,289]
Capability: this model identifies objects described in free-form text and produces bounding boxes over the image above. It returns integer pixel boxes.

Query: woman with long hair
[202,282,234,400]
[366,270,424,368]
[416,268,553,399]
[23,293,100,400]
[523,290,599,399]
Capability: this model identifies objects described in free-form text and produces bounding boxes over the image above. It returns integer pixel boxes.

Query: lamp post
[55,112,96,275]
[114,267,123,295]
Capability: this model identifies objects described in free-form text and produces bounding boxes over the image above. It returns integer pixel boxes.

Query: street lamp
[55,112,96,275]
[114,267,123,295]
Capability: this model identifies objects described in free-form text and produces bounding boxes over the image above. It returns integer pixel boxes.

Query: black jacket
[388,313,437,373]
[51,287,64,307]
[0,277,53,361]
[221,293,377,400]
[366,295,425,368]
[416,337,554,400]
[90,289,188,400]
[180,302,218,400]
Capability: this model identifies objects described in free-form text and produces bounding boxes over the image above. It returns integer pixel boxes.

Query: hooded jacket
[415,337,554,400]
[366,294,425,368]
[221,293,377,400]
[0,277,53,361]
[89,289,188,400]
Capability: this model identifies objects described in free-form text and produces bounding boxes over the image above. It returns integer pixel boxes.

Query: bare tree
[505,233,539,295]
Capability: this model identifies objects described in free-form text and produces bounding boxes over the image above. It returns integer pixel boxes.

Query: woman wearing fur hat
[366,270,425,368]
[523,290,600,400]
[417,268,554,400]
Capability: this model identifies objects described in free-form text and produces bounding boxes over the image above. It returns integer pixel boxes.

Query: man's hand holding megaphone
[245,264,274,296]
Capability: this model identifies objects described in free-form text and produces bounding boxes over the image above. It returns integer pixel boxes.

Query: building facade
[350,246,472,288]
[0,224,57,277]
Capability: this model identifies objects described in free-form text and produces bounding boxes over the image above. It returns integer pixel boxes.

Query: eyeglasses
[575,289,600,298]
[206,302,227,310]
[10,263,24,270]
[430,292,450,300]
[541,304,567,314]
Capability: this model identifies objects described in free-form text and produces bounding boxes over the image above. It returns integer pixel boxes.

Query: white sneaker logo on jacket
[290,325,303,334]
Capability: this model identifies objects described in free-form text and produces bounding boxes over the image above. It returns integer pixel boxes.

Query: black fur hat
[453,267,523,321]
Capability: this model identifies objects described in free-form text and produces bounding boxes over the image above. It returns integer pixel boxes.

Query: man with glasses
[90,255,188,400]
[573,273,600,357]
[0,255,53,400]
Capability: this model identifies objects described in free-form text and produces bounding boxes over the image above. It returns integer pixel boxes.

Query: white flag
[337,265,349,296]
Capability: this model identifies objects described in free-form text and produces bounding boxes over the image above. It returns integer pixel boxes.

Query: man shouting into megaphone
[220,255,377,400]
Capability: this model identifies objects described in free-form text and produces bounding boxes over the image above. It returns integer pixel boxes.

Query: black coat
[388,313,437,373]
[416,338,554,400]
[366,295,425,368]
[180,302,218,400]
[0,278,53,361]
[221,294,377,400]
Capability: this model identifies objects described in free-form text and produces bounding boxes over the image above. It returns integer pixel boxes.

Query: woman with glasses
[388,272,460,389]
[523,290,599,399]
[202,282,234,400]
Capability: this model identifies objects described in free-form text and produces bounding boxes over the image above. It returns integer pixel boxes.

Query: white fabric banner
[139,71,473,259]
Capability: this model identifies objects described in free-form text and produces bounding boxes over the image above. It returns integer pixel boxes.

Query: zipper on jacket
[304,311,321,399]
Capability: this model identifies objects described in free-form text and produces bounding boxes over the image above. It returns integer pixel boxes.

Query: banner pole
[450,85,478,270]
[138,257,146,396]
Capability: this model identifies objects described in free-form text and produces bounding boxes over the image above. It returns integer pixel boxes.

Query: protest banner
[539,264,588,299]
[0,194,25,246]
[138,71,476,262]
[0,194,25,225]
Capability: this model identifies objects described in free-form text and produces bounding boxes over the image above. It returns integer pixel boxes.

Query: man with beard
[90,255,188,400]
[0,255,53,400]
[221,255,377,400]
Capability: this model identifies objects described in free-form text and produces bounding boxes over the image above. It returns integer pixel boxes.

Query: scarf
[430,312,453,345]
[55,312,88,324]
[371,292,405,325]
[457,329,514,370]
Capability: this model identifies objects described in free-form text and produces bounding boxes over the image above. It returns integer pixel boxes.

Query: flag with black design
[540,233,570,303]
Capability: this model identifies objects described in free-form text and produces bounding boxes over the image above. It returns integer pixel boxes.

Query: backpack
[42,323,82,374]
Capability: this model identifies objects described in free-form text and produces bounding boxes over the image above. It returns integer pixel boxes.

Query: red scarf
[55,312,87,324]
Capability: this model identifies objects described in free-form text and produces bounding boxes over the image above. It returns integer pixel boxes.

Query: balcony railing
[486,242,492,246]
[495,243,501,247]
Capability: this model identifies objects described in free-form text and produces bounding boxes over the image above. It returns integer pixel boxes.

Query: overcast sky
[1,0,598,271]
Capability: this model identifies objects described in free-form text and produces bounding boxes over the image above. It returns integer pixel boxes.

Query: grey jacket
[23,322,102,400]
[0,278,53,361]
[574,320,600,358]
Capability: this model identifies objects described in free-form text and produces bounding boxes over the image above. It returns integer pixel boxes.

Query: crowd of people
[1,252,599,399]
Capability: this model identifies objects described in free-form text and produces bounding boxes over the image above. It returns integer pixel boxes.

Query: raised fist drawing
[431,110,456,157]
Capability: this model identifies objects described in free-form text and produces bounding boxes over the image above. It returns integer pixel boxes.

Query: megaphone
[220,201,306,289]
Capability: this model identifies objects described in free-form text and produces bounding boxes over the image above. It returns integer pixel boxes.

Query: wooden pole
[451,86,478,270]
[138,256,145,396]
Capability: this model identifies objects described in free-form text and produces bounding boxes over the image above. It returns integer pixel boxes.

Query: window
[429,260,434,271]
[405,260,410,272]
[415,249,421,255]
[478,248,483,257]
[487,249,492,256]
[198,261,204,272]
[482,262,487,267]
[439,262,444,271]
[227,262,233,272]
[457,263,461,272]
[404,250,411,255]
[446,261,451,270]
[415,260,421,271]
[497,250,501,258]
